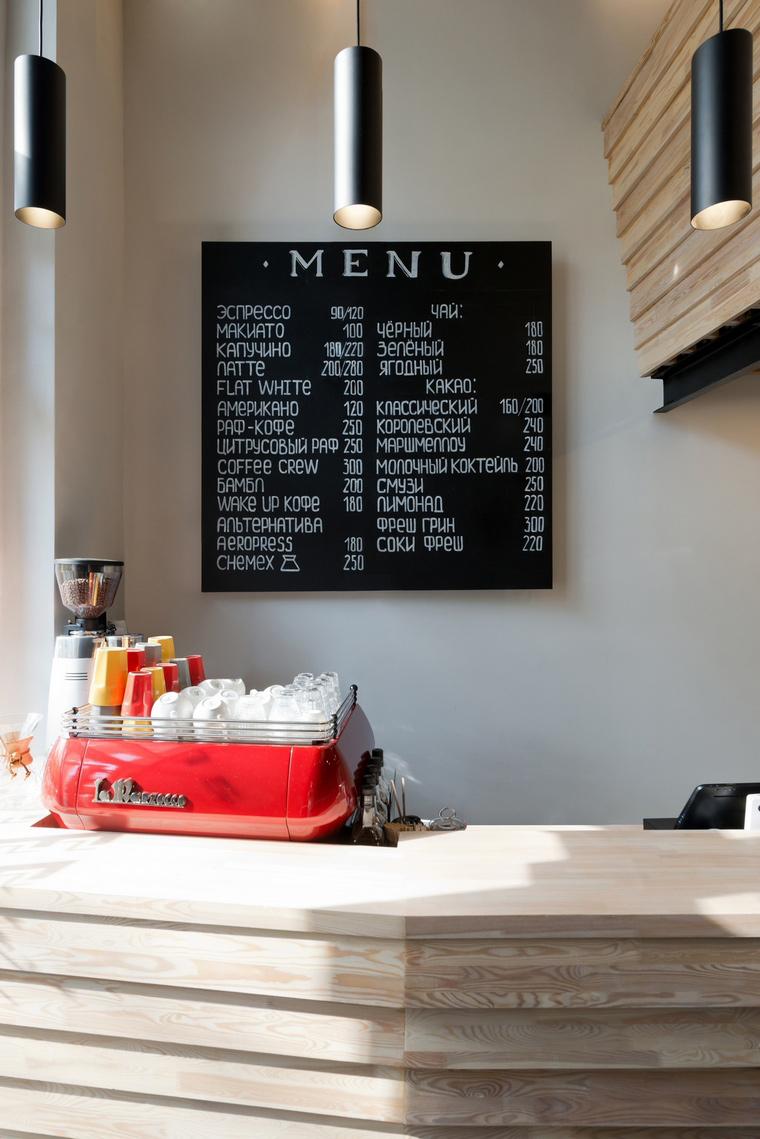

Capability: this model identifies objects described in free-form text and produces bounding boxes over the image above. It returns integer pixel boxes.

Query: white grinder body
[46,635,98,751]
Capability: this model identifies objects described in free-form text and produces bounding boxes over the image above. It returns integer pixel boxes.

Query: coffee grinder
[46,559,124,750]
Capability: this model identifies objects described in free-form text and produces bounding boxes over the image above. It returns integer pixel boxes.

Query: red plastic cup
[127,646,146,673]
[121,670,154,717]
[162,661,180,694]
[186,654,205,686]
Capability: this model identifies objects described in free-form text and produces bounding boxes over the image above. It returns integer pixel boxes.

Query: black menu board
[202,242,551,591]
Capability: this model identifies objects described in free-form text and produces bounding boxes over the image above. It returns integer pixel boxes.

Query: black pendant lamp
[14,0,66,229]
[691,0,752,230]
[333,0,382,229]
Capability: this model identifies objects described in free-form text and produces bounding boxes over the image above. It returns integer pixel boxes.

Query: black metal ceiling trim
[652,312,760,411]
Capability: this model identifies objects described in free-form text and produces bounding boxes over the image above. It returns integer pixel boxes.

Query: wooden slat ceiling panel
[604,0,760,376]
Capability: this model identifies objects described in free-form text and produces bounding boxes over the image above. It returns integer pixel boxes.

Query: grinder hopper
[54,558,123,636]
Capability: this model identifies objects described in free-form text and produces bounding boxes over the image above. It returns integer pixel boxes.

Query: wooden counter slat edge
[0,1078,404,1139]
[408,1130,760,1139]
[404,1006,760,1069]
[0,884,407,940]
[404,936,760,1009]
[0,1025,405,1123]
[0,911,405,1008]
[0,969,405,1065]
[404,912,760,939]
[5,1071,757,1137]
[2,1126,756,1139]
[5,826,760,942]
[405,1066,760,1127]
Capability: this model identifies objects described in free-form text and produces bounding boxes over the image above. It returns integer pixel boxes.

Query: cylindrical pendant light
[333,1,382,230]
[14,0,66,229]
[691,0,752,231]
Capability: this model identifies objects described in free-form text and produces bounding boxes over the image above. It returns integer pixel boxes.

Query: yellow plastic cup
[149,636,175,662]
[141,665,167,704]
[123,717,153,735]
[88,647,128,709]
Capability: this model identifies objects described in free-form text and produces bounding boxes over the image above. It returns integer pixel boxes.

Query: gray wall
[51,0,760,824]
[0,0,56,719]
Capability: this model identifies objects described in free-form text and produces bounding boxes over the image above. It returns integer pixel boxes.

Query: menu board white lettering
[202,242,551,590]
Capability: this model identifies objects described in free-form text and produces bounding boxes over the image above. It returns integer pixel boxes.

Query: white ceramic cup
[219,678,246,697]
[180,685,206,710]
[151,691,194,739]
[199,678,228,697]
[192,694,227,738]
[218,689,240,718]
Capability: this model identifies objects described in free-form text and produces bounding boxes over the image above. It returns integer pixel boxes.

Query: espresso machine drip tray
[42,686,378,842]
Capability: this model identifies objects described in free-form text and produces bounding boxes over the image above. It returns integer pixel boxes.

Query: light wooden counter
[0,819,759,1136]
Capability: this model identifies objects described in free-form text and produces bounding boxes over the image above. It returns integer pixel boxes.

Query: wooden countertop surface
[1,815,760,938]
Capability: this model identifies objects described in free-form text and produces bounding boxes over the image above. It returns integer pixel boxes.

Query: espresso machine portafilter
[46,559,124,751]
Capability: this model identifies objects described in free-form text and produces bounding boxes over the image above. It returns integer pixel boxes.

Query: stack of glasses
[232,672,341,725]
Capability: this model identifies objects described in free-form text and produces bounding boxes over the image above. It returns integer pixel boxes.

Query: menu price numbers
[343,388,364,513]
[337,310,367,552]
[523,521,545,552]
[497,386,547,550]
[324,340,364,357]
[323,358,364,377]
[500,397,544,416]
[525,319,544,374]
[344,536,364,572]
[331,306,364,321]
[523,455,546,553]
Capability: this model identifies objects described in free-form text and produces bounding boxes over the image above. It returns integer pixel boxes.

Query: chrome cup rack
[61,686,358,746]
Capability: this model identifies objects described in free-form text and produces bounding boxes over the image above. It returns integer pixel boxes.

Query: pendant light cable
[357,0,360,46]
[719,0,724,32]
[39,0,43,57]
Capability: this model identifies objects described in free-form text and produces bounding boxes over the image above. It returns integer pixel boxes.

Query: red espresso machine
[42,687,388,841]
